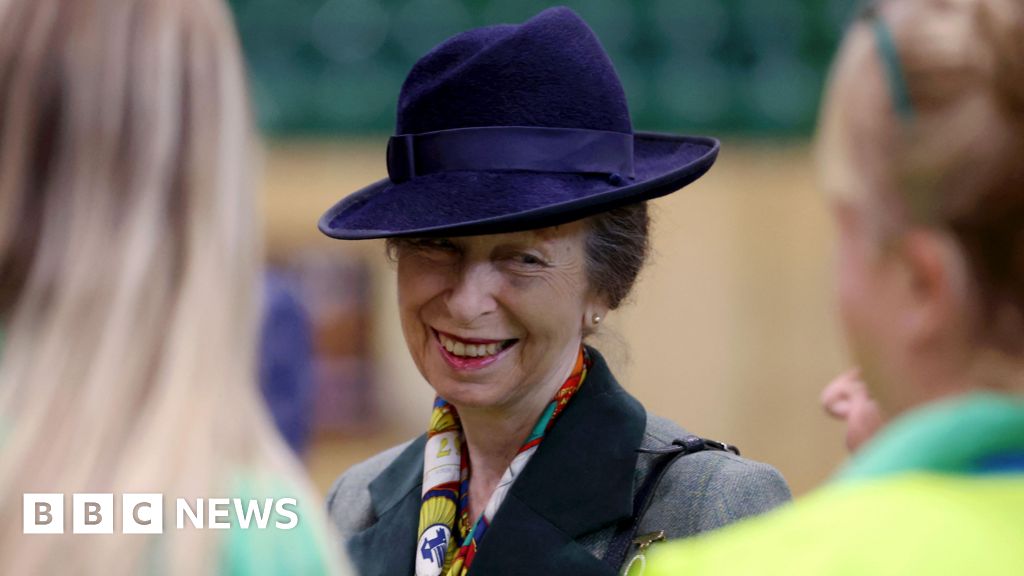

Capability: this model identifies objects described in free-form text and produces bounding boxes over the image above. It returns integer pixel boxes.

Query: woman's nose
[445,262,497,324]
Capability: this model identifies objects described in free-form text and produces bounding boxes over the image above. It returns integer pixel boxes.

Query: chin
[429,377,505,409]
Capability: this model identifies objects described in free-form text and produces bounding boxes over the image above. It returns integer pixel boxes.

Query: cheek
[397,257,448,302]
[833,211,887,337]
[396,260,446,335]
[505,279,578,336]
[543,273,590,322]
[503,276,590,358]
[834,221,891,383]
[835,234,869,330]
[395,263,417,322]
[833,219,900,394]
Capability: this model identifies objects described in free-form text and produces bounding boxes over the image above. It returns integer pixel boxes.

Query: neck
[897,346,1024,416]
[966,349,1024,396]
[455,342,582,517]
[460,407,540,487]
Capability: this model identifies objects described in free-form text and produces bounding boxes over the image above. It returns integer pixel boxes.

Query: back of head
[0,0,336,573]
[819,0,1024,366]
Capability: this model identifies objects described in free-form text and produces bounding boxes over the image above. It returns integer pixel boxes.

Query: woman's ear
[585,289,606,319]
[894,229,969,349]
[582,293,609,334]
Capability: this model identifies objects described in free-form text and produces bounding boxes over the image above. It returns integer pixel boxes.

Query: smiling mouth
[433,329,518,359]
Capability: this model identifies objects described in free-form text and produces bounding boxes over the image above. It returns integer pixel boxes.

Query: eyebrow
[489,239,545,252]
[489,234,560,257]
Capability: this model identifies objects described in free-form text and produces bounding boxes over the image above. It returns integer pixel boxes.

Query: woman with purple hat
[322,8,790,576]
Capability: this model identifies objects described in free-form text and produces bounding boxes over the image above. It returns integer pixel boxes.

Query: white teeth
[440,334,508,358]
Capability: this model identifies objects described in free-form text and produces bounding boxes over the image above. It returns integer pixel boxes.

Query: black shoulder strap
[602,435,740,571]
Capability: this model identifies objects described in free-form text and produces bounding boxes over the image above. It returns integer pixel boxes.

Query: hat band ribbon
[387,126,635,183]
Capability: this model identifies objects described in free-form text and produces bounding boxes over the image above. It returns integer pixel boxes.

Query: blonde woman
[648,0,1024,573]
[0,0,345,574]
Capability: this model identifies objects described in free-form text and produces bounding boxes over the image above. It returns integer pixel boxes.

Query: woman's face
[396,221,602,412]
[819,39,909,415]
[832,200,897,387]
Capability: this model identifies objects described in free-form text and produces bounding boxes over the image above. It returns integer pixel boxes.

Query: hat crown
[396,7,632,135]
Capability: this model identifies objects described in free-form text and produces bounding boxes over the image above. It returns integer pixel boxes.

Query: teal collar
[837,392,1024,483]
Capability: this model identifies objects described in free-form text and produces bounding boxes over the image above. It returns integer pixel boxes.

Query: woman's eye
[415,238,457,251]
[402,238,460,261]
[514,253,546,266]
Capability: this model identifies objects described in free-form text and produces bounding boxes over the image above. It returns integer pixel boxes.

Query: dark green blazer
[327,349,791,575]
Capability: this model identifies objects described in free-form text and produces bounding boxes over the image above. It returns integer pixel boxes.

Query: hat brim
[318,132,718,239]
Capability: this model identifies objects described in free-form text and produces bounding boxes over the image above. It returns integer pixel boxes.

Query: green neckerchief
[837,392,1024,484]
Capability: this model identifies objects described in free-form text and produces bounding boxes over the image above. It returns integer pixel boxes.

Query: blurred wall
[231,0,858,136]
[261,138,851,497]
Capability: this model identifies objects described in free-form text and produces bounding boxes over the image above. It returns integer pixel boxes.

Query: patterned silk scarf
[415,346,590,576]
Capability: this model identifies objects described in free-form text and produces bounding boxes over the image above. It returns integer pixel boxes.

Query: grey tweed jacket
[327,348,791,576]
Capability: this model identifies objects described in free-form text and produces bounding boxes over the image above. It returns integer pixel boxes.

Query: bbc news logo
[23,494,299,534]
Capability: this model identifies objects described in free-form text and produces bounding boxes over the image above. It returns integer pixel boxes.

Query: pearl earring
[592,313,602,325]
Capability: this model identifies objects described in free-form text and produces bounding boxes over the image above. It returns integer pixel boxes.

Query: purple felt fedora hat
[318,6,719,240]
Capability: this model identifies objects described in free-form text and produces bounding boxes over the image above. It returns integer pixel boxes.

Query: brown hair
[584,202,650,310]
[822,0,1024,354]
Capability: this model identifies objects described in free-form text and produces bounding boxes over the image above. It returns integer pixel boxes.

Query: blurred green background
[229,0,861,136]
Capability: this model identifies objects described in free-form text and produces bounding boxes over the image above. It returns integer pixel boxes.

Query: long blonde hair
[0,0,339,573]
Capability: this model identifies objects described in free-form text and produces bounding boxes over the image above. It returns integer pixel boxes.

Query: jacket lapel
[347,435,426,576]
[468,347,647,574]
[348,347,647,576]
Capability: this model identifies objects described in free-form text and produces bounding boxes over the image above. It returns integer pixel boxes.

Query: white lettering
[123,494,163,534]
[274,498,298,530]
[233,498,273,529]
[72,493,113,534]
[23,494,63,534]
[176,498,204,529]
[24,494,300,533]
[208,498,230,529]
